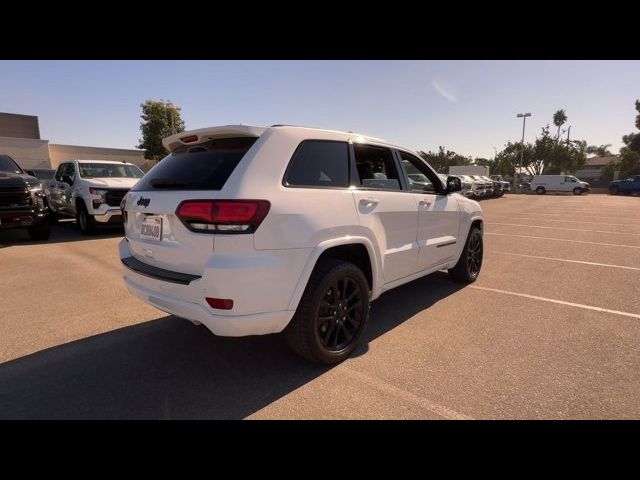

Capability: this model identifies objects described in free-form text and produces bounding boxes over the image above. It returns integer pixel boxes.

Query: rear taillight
[176,200,270,234]
[206,297,234,310]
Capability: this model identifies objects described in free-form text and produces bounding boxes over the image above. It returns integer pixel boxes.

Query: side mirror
[446,176,462,193]
[26,170,35,176]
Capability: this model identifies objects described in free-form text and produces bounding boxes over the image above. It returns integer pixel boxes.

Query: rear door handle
[360,197,379,205]
[419,200,432,207]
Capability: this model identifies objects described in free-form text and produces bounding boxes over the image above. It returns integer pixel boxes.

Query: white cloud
[431,80,457,103]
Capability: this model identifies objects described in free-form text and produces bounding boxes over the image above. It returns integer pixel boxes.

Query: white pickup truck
[46,160,144,234]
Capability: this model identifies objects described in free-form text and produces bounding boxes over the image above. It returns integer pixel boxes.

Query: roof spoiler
[162,125,267,152]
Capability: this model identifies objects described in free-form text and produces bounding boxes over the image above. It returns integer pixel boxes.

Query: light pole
[516,112,531,190]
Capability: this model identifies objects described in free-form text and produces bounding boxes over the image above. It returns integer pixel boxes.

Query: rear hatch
[123,135,260,276]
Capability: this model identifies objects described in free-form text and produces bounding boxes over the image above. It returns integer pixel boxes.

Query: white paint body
[45,159,142,221]
[119,125,484,336]
[530,175,590,193]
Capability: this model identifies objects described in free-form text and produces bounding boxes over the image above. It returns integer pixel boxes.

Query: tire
[535,186,546,195]
[573,187,583,195]
[284,259,370,364]
[77,202,96,235]
[27,218,51,241]
[448,226,483,283]
[609,186,619,195]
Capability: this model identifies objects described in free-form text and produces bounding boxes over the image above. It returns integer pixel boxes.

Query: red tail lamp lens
[176,200,270,233]
[206,298,234,310]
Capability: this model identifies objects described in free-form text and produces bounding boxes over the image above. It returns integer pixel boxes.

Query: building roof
[585,155,617,167]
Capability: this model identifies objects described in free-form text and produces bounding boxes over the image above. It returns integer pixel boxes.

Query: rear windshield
[132,137,258,191]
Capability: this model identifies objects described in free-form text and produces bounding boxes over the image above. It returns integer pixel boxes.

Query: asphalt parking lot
[1,194,639,419]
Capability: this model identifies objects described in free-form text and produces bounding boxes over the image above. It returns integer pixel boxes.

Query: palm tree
[553,109,568,141]
[586,144,613,157]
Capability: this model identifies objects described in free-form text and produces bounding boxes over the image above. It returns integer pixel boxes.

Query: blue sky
[1,60,638,159]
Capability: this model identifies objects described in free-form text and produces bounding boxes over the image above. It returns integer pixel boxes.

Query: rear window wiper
[149,178,190,188]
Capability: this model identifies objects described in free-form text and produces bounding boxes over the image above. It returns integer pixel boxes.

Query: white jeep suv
[46,160,144,234]
[119,125,484,363]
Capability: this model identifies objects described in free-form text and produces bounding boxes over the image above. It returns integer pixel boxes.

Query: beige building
[573,155,619,186]
[0,112,148,171]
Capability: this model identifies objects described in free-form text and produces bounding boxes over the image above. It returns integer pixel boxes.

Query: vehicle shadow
[0,272,465,419]
[0,219,123,248]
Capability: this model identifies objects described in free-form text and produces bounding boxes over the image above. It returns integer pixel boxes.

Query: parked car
[530,175,590,195]
[608,175,640,195]
[447,174,474,198]
[0,154,51,240]
[27,169,56,201]
[481,175,503,197]
[489,174,511,193]
[46,160,144,234]
[470,175,494,197]
[458,175,485,198]
[119,125,484,364]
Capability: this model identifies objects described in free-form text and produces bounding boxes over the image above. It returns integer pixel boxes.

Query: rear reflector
[176,199,270,234]
[206,297,234,310]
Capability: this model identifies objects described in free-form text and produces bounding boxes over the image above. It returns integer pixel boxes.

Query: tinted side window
[284,140,349,188]
[56,163,71,180]
[353,144,400,190]
[398,151,441,193]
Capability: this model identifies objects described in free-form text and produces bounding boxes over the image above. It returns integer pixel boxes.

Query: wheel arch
[287,236,380,311]
[75,195,90,213]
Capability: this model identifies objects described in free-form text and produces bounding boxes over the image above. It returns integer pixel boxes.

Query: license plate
[140,215,162,241]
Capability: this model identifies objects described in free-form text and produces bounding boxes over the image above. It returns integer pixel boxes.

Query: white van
[530,175,590,195]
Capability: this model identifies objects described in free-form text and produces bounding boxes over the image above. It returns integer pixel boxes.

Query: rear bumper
[123,273,294,336]
[118,238,304,336]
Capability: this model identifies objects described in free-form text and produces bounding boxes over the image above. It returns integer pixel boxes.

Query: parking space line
[518,211,640,221]
[469,286,640,319]
[488,223,640,237]
[487,252,640,271]
[491,216,632,227]
[486,232,640,249]
[341,366,473,420]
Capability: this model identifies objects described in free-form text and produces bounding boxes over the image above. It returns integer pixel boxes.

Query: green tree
[621,99,640,153]
[494,125,586,176]
[586,144,613,156]
[492,141,535,177]
[553,109,568,141]
[607,99,640,178]
[137,99,186,161]
[616,148,640,178]
[417,146,472,173]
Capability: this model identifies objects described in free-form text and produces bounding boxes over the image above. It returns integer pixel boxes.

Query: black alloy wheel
[317,276,364,351]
